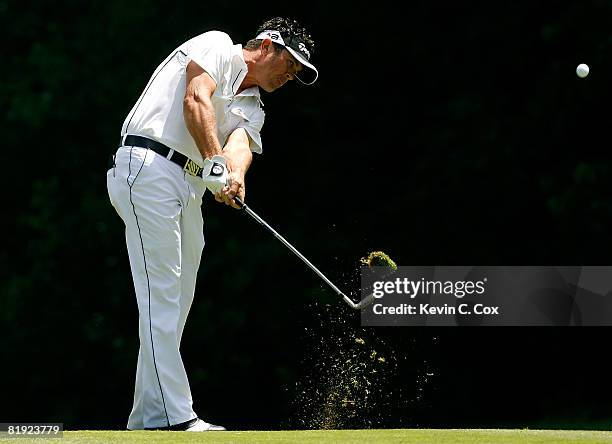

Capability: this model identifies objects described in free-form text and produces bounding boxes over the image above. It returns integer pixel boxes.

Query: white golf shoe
[185,418,226,432]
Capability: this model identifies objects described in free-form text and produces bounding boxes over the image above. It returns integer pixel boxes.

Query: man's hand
[202,155,228,194]
[215,171,245,209]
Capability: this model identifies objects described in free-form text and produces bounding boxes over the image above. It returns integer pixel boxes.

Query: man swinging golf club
[106,17,317,431]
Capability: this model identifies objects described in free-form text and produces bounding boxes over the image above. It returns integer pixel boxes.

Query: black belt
[121,135,203,177]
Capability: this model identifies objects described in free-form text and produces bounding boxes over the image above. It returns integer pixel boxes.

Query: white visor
[256,30,318,85]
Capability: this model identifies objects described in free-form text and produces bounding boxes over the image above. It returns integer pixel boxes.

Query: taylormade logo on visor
[298,42,310,59]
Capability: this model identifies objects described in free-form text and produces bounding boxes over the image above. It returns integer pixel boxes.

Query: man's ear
[260,38,272,54]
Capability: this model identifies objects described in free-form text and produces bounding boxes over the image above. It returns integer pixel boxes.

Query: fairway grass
[3,429,612,443]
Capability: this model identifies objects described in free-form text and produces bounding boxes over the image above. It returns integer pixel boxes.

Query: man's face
[260,45,303,92]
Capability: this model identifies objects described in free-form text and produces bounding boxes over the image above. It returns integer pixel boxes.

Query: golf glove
[202,155,228,194]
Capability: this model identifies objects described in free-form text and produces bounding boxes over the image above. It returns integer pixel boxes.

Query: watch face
[212,164,224,175]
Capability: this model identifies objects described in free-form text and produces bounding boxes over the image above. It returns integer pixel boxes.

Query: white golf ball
[576,63,589,78]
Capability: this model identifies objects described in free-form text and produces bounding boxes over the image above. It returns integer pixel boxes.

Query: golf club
[233,197,375,310]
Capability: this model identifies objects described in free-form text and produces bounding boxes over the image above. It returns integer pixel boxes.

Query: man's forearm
[183,86,223,159]
[224,144,252,176]
[218,129,253,207]
[223,128,253,176]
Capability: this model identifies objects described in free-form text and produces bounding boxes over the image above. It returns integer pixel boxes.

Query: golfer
[106,17,318,431]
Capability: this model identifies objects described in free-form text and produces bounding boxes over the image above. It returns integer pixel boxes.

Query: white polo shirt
[121,31,265,164]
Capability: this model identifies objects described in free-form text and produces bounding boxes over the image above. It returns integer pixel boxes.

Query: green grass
[3,429,612,443]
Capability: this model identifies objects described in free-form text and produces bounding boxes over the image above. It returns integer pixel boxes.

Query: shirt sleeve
[184,31,232,86]
[237,106,265,154]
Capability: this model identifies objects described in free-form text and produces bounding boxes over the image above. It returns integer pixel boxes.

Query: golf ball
[576,63,589,78]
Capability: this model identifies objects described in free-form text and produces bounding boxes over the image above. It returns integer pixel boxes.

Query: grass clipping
[292,251,398,430]
[360,251,397,270]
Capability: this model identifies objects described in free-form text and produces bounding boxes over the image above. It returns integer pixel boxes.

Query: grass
[3,429,612,443]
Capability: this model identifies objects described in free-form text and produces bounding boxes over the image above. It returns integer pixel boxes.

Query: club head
[343,292,376,310]
[349,267,397,310]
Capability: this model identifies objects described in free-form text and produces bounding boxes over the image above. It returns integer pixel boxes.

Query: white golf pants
[107,146,207,429]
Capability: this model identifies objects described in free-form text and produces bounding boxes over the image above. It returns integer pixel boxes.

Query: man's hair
[244,17,315,57]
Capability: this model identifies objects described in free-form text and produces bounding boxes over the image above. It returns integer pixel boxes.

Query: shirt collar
[231,44,264,106]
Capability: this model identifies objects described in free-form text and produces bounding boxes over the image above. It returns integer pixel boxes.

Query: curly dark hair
[244,17,315,58]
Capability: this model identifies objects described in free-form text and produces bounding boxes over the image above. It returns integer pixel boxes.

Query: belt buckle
[183,159,202,177]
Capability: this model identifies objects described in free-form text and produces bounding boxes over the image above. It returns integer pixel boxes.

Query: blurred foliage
[1,0,612,431]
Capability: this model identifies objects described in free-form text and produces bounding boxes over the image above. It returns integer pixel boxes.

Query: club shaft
[236,198,357,308]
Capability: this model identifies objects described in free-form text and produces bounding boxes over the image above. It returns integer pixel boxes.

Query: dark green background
[2,0,612,430]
